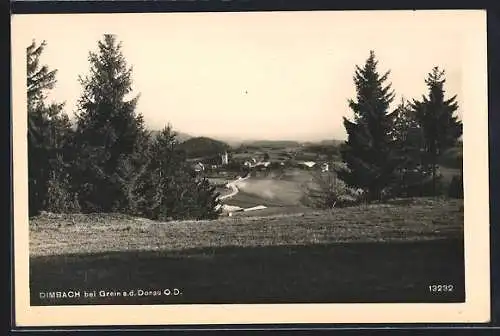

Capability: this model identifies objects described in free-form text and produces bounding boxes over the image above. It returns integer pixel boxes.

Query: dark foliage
[410,67,463,195]
[25,34,221,222]
[130,126,221,221]
[333,55,462,203]
[71,34,149,213]
[177,137,231,159]
[302,171,363,209]
[27,40,77,216]
[335,51,399,201]
[389,98,433,198]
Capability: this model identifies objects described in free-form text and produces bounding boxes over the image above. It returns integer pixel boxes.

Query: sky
[13,11,474,141]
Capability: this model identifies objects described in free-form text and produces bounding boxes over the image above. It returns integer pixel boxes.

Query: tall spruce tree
[73,34,148,212]
[27,40,75,216]
[336,50,398,201]
[410,67,463,195]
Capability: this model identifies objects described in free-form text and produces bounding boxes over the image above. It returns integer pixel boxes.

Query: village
[184,144,337,217]
[189,147,332,179]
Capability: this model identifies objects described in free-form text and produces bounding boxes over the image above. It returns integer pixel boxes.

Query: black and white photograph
[12,10,490,326]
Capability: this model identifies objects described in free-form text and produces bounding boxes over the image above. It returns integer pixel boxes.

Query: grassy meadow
[29,198,464,306]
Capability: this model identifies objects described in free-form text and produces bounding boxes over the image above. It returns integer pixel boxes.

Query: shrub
[387,168,447,199]
[126,126,222,221]
[301,171,364,209]
[43,169,80,213]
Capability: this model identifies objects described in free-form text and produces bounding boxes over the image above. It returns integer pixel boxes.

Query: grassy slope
[30,198,464,257]
[29,199,464,305]
[225,169,313,208]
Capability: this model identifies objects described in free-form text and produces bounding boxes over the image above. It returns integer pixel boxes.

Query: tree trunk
[431,153,437,196]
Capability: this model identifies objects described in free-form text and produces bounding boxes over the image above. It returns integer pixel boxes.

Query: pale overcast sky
[13,11,472,141]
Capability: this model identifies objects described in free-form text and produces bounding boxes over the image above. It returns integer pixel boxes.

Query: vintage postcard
[12,10,490,327]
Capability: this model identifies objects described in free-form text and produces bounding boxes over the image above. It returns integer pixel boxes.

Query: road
[219,174,250,201]
[216,174,267,214]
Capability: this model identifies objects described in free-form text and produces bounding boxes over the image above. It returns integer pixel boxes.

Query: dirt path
[219,174,250,201]
[217,174,267,214]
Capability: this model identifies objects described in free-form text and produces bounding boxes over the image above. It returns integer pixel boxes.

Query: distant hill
[241,140,301,149]
[174,131,193,143]
[198,135,244,148]
[149,130,344,150]
[240,139,344,149]
[177,136,231,159]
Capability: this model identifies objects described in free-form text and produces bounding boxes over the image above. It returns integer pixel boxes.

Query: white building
[221,151,229,165]
[298,161,316,169]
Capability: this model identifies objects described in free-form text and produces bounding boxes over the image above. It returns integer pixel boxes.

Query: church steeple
[221,151,228,165]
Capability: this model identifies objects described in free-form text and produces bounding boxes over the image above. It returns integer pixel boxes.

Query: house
[298,161,316,169]
[243,158,256,168]
[255,161,270,168]
[192,162,205,172]
[243,160,271,169]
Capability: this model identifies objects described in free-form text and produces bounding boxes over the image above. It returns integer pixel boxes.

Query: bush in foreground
[127,126,222,221]
[301,171,364,209]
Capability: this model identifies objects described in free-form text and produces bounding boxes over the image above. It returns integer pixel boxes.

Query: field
[219,169,314,209]
[218,164,462,210]
[29,198,464,306]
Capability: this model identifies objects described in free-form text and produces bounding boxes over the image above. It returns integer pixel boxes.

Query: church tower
[221,151,229,165]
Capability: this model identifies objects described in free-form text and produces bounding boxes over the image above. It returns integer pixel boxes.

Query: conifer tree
[336,50,398,201]
[131,126,222,221]
[73,34,148,212]
[410,67,463,195]
[391,98,432,196]
[27,40,75,216]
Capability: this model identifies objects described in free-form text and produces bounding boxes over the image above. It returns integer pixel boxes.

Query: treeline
[27,35,221,220]
[334,51,463,202]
